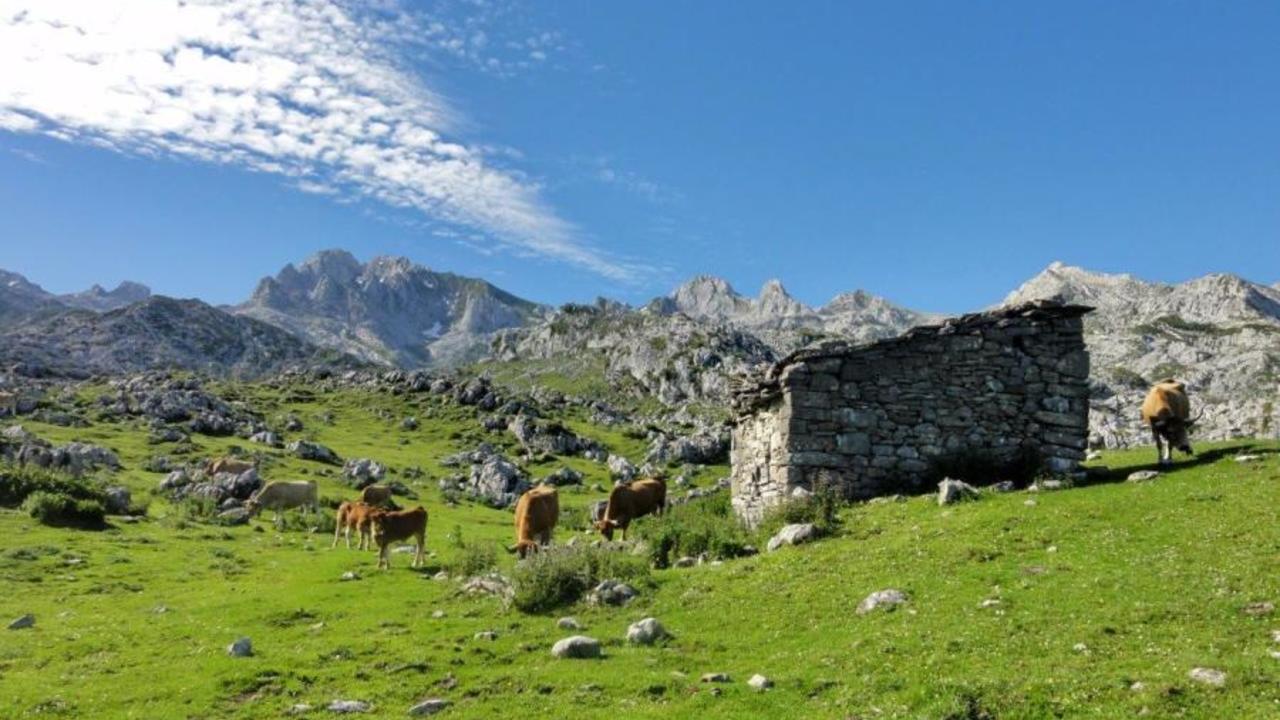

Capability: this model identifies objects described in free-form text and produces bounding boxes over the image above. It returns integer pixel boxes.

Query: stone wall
[730,300,1093,525]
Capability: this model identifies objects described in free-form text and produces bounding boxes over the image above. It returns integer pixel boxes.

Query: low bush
[511,544,649,613]
[23,491,106,529]
[451,540,500,577]
[0,465,106,508]
[634,493,751,568]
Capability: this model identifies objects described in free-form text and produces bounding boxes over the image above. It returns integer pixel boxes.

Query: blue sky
[1,1,1277,313]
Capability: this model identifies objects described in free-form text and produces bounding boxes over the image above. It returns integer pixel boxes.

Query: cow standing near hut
[595,478,666,541]
[1141,379,1199,465]
[510,485,559,558]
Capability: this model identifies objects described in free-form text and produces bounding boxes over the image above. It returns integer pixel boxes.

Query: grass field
[1,384,1277,719]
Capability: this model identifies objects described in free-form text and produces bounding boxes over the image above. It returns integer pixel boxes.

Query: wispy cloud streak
[0,0,638,280]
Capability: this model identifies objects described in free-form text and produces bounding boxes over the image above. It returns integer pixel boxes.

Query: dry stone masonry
[730,300,1092,525]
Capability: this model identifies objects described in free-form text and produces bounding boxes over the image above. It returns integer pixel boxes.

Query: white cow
[245,481,319,525]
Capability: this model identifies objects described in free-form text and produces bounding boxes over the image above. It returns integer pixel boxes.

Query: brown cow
[206,457,255,475]
[594,478,666,541]
[369,506,428,570]
[359,484,394,508]
[509,485,559,559]
[332,501,376,550]
[1141,379,1199,465]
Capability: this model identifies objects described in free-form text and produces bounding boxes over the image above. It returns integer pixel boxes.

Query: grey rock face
[236,250,545,367]
[747,674,774,690]
[607,454,637,482]
[551,635,601,659]
[465,454,529,508]
[326,700,371,713]
[766,523,818,552]
[646,429,729,465]
[407,699,450,716]
[626,617,667,645]
[104,486,131,515]
[8,614,35,630]
[288,440,340,465]
[856,589,908,615]
[542,467,584,486]
[59,281,151,312]
[227,637,253,657]
[342,458,386,488]
[1187,667,1226,687]
[588,580,637,606]
[937,478,979,505]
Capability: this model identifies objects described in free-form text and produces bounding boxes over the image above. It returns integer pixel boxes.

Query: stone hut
[730,300,1092,525]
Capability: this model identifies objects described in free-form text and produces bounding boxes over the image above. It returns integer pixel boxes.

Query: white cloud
[0,0,640,280]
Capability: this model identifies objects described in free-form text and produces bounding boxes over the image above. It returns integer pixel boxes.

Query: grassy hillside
[1,382,1277,719]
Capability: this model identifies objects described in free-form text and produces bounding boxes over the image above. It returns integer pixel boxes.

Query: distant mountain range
[1,252,1277,445]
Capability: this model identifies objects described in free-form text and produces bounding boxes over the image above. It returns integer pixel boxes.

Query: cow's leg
[414,532,425,568]
[332,520,341,549]
[1151,428,1165,465]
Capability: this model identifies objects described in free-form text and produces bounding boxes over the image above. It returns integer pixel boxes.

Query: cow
[332,501,376,550]
[369,506,428,570]
[1141,379,1200,465]
[245,480,318,525]
[594,477,666,541]
[359,484,395,508]
[509,484,559,559]
[205,456,255,476]
[0,391,16,417]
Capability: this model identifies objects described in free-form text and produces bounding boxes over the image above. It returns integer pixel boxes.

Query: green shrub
[0,466,105,508]
[23,491,106,529]
[755,487,842,544]
[634,493,751,568]
[511,544,649,613]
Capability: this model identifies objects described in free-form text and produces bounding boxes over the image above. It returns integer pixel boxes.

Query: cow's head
[243,493,262,516]
[1152,416,1195,455]
[594,519,618,541]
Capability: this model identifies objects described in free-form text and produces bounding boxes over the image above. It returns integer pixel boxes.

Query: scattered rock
[407,699,449,716]
[937,477,979,505]
[474,631,498,641]
[766,523,817,552]
[326,699,371,713]
[401,417,419,431]
[557,617,581,630]
[1187,667,1226,687]
[673,556,697,568]
[989,480,1017,493]
[339,571,360,582]
[1072,642,1088,653]
[606,454,637,482]
[747,674,773,691]
[551,635,601,659]
[466,454,529,508]
[217,507,251,526]
[700,672,730,683]
[8,614,35,630]
[590,580,638,607]
[1234,454,1261,463]
[1127,470,1160,483]
[626,618,667,645]
[342,458,387,488]
[1086,450,1103,461]
[249,430,282,447]
[288,703,313,715]
[104,486,132,514]
[227,637,253,657]
[288,440,341,465]
[1243,602,1275,617]
[542,467,584,487]
[856,589,908,615]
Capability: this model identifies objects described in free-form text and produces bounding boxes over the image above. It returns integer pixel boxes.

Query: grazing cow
[509,485,559,559]
[245,480,318,524]
[206,456,255,476]
[1141,379,1200,465]
[359,484,394,508]
[332,501,376,550]
[594,477,666,541]
[0,391,16,417]
[369,506,427,569]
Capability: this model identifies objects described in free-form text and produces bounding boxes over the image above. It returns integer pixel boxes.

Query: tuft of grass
[22,491,106,529]
[754,486,842,542]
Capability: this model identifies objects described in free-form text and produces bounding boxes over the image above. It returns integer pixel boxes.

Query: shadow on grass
[1078,442,1276,487]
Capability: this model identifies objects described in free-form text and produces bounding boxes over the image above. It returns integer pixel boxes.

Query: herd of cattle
[235,464,670,570]
[226,379,1197,569]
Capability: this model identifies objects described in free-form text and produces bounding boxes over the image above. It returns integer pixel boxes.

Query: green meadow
[1,383,1278,719]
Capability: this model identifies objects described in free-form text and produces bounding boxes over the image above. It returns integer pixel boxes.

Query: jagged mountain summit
[0,296,357,378]
[648,275,940,351]
[59,281,152,312]
[236,250,547,367]
[1003,261,1280,446]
